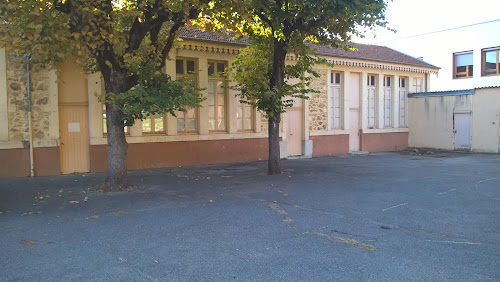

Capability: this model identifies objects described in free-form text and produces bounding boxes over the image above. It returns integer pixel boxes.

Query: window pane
[208,119,215,130]
[335,73,341,84]
[154,113,164,132]
[208,81,215,106]
[217,93,225,105]
[468,65,473,76]
[187,108,196,118]
[217,63,225,73]
[217,81,224,94]
[142,117,152,132]
[455,53,473,67]
[208,62,215,76]
[237,107,243,119]
[218,105,224,118]
[176,60,184,74]
[177,119,185,131]
[102,105,107,134]
[188,119,196,131]
[218,118,225,130]
[186,60,195,74]
[245,118,252,130]
[237,119,243,130]
[244,106,251,117]
[208,106,215,119]
[485,51,497,70]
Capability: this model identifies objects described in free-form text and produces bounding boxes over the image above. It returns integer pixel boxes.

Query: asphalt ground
[1,151,499,281]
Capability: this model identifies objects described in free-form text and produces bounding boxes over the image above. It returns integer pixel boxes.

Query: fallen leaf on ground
[83,197,88,202]
[107,211,126,216]
[85,215,100,220]
[20,239,37,246]
[69,201,79,204]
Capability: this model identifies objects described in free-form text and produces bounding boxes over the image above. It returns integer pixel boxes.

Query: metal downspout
[26,57,34,177]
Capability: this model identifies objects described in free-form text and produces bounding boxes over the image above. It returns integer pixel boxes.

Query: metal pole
[26,57,34,177]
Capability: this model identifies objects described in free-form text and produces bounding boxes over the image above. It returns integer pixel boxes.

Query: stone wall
[7,55,52,141]
[308,69,328,131]
[260,113,268,132]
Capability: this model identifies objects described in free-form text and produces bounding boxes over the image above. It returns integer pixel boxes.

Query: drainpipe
[424,73,428,91]
[26,56,34,177]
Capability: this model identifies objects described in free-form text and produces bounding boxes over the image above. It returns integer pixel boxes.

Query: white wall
[409,88,500,152]
[409,95,456,150]
[385,21,500,91]
[471,88,500,153]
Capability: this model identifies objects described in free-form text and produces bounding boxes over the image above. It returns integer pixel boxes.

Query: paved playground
[1,151,499,281]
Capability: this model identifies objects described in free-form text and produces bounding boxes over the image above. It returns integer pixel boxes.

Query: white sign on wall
[68,122,80,132]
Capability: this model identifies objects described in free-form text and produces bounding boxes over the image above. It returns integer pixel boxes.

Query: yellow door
[58,60,90,174]
[287,109,303,156]
[59,106,90,173]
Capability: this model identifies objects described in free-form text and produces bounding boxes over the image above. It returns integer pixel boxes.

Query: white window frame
[237,99,254,132]
[328,71,342,130]
[176,57,198,133]
[383,76,392,128]
[207,60,228,132]
[399,77,408,128]
[413,77,423,93]
[367,74,376,128]
[453,51,473,79]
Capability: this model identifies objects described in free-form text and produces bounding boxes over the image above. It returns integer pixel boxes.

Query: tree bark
[102,71,130,191]
[268,113,281,175]
[267,39,287,175]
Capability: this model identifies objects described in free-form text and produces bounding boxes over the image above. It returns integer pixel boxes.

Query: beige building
[0,31,438,177]
[408,87,500,153]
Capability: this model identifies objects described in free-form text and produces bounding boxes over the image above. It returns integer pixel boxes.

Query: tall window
[208,61,227,132]
[399,77,407,127]
[383,76,392,127]
[176,58,198,133]
[367,74,376,128]
[142,113,166,134]
[482,47,500,76]
[328,71,342,129]
[453,51,473,78]
[237,99,254,131]
[412,77,423,93]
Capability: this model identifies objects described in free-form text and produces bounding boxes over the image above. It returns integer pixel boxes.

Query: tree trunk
[267,39,287,175]
[102,71,130,191]
[268,114,281,175]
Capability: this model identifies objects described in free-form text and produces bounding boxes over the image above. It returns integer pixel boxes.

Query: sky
[355,0,500,45]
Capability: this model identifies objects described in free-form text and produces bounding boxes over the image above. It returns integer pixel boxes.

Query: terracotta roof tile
[179,28,248,45]
[178,29,438,69]
[309,43,438,69]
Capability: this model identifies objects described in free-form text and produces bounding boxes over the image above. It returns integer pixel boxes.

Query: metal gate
[454,113,471,150]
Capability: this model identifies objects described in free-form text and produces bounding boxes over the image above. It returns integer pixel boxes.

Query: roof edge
[408,89,475,97]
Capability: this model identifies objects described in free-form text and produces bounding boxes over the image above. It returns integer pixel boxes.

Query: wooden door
[287,109,303,156]
[58,60,90,174]
[59,106,90,173]
[349,73,360,151]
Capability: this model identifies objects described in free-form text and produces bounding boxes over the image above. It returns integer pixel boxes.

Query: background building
[0,31,438,177]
